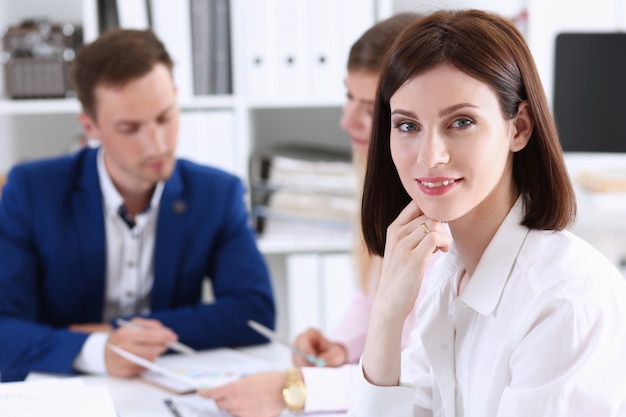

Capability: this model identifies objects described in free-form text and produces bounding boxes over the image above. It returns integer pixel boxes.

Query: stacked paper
[250,146,357,238]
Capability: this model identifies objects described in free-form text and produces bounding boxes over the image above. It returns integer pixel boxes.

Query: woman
[350,9,626,417]
[198,13,425,417]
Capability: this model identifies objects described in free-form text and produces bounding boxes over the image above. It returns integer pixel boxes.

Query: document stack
[250,145,357,239]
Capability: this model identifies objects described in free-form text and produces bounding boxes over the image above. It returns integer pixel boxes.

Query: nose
[340,100,369,134]
[418,129,449,167]
[143,121,167,154]
[339,100,357,132]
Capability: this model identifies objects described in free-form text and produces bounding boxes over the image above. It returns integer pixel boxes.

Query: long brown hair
[362,9,576,257]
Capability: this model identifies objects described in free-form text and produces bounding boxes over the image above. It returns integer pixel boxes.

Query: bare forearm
[361,302,404,386]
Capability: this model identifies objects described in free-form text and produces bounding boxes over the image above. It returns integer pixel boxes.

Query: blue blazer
[0,147,275,381]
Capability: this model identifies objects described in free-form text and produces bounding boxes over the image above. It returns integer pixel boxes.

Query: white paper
[107,344,278,393]
[0,378,117,417]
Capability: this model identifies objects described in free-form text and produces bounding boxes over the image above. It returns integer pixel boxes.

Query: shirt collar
[97,147,164,216]
[460,197,530,316]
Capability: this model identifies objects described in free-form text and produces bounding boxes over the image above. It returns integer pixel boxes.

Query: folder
[273,0,310,98]
[189,0,212,96]
[150,0,194,100]
[339,0,375,69]
[97,0,118,32]
[211,0,232,95]
[308,0,344,100]
[238,0,277,98]
[177,110,237,174]
[115,0,150,29]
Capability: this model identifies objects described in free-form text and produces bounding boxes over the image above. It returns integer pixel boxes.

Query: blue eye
[451,118,472,128]
[398,121,418,132]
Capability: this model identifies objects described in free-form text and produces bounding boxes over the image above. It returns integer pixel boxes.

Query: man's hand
[69,323,114,333]
[105,317,178,378]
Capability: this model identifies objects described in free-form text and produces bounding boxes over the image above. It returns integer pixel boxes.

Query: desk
[26,343,347,417]
[29,343,293,417]
[27,343,291,417]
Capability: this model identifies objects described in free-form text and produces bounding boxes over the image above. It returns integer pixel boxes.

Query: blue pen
[247,320,325,367]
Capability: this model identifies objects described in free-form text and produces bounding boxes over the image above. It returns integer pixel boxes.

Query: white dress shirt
[73,148,164,374]
[349,198,626,417]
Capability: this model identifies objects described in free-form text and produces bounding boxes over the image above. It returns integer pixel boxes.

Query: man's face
[79,63,179,193]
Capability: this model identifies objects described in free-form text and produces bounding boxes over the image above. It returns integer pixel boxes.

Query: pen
[164,399,183,417]
[247,319,325,367]
[115,318,197,355]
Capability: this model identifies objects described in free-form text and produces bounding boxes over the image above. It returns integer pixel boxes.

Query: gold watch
[282,367,306,412]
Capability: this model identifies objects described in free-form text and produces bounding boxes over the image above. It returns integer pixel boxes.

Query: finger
[116,325,178,345]
[423,229,453,254]
[393,200,424,227]
[108,334,170,361]
[199,385,226,400]
[318,344,347,367]
[293,328,328,357]
[292,353,310,367]
[128,317,166,329]
[69,323,113,333]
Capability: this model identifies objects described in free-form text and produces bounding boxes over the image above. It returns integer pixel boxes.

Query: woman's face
[388,64,530,223]
[340,71,379,160]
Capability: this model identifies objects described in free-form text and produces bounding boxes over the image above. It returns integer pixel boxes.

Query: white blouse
[349,199,626,417]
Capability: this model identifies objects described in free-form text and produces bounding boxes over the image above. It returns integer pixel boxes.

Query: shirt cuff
[301,365,355,412]
[72,332,109,375]
[349,359,415,417]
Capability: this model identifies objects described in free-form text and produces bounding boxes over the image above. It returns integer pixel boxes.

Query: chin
[351,144,368,160]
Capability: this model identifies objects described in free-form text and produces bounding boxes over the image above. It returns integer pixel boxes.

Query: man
[0,29,275,382]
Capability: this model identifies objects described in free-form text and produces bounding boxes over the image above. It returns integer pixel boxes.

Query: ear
[510,100,533,152]
[78,112,102,142]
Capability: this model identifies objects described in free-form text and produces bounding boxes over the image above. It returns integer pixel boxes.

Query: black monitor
[553,33,626,153]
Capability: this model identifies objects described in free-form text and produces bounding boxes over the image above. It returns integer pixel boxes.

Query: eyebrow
[390,103,480,119]
[438,103,479,117]
[113,104,177,127]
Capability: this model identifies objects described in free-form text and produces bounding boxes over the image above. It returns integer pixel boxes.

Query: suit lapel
[72,149,106,321]
[151,163,187,310]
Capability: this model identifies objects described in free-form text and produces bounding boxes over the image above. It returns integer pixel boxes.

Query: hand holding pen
[116,318,197,355]
[247,320,325,367]
[105,318,173,377]
[292,327,348,367]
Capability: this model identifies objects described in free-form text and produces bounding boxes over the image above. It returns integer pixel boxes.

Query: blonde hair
[347,12,423,293]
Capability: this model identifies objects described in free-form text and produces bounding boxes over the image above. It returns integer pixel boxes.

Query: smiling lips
[418,178,459,196]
